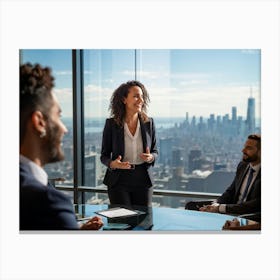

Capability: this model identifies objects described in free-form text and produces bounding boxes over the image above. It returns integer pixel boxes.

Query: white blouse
[123,119,145,165]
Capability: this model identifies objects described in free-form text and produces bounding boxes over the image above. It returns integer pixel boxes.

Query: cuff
[219,204,226,213]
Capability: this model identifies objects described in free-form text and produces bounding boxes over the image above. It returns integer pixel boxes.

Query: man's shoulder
[234,161,250,178]
[20,163,70,203]
[236,161,249,170]
[20,163,46,193]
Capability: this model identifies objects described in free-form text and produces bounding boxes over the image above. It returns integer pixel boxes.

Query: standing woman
[100,81,158,207]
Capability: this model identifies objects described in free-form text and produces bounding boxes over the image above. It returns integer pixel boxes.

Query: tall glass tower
[246,96,255,135]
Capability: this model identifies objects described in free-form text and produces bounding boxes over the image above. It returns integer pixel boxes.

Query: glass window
[83,50,135,203]
[81,49,261,208]
[137,49,261,208]
[21,50,74,192]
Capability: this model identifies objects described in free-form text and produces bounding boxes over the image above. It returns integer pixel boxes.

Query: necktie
[240,168,255,202]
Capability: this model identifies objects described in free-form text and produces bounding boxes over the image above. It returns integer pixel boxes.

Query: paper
[95,207,140,218]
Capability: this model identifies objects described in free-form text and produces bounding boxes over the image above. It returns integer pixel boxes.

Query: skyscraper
[84,153,97,187]
[232,106,237,123]
[246,96,255,134]
[159,138,172,165]
[188,149,202,173]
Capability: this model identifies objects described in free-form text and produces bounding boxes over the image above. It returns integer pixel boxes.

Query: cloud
[170,72,212,80]
[53,88,72,101]
[148,84,261,118]
[84,70,94,75]
[122,70,161,79]
[52,82,260,119]
[54,71,72,76]
[84,84,112,102]
[178,79,209,86]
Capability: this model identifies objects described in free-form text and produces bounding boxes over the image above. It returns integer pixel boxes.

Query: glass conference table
[75,204,253,231]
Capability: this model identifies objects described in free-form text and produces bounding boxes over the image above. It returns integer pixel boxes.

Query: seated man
[187,134,261,216]
[20,63,103,230]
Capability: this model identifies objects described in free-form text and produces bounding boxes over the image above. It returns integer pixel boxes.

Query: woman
[100,81,158,207]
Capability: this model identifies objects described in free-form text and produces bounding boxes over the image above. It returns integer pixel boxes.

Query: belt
[126,163,145,170]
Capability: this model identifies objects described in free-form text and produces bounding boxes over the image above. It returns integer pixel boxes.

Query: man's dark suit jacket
[217,161,261,215]
[20,163,78,230]
[100,116,158,188]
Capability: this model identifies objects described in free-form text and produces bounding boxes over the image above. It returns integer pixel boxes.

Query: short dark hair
[248,134,261,149]
[109,80,150,126]
[20,63,55,143]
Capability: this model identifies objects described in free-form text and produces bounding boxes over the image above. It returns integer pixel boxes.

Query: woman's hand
[140,147,154,163]
[109,155,132,169]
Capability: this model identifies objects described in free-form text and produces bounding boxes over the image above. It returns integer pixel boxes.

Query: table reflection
[74,204,256,231]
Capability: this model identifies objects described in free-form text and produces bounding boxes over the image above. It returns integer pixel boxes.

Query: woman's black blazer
[100,116,158,188]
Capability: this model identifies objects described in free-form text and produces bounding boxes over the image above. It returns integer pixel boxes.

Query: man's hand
[222,218,240,230]
[199,205,219,213]
[80,216,103,230]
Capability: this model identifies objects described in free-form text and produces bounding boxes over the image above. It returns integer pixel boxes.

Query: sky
[22,49,261,120]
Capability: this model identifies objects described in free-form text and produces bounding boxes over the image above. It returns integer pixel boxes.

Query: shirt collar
[20,154,48,186]
[249,163,261,173]
[124,119,140,138]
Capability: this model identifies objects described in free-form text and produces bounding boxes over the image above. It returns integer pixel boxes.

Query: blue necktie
[240,168,255,202]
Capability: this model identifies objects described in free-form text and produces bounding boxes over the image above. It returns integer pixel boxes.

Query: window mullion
[72,49,85,204]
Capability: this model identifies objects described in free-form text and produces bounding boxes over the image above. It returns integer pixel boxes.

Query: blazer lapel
[114,122,125,157]
[139,117,148,152]
[247,168,261,198]
[234,164,250,201]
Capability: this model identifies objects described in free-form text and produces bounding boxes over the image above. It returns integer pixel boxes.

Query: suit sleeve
[20,184,78,230]
[225,197,261,215]
[100,119,113,168]
[225,175,261,215]
[149,118,158,166]
[217,162,244,204]
[46,188,79,229]
[218,162,261,215]
[217,179,238,204]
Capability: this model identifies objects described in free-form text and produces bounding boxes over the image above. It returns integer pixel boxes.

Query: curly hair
[109,81,150,126]
[20,63,55,143]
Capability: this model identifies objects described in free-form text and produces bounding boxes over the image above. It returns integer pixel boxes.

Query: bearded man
[198,134,261,215]
[20,63,103,230]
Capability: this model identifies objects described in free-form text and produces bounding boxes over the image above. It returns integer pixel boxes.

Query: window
[21,49,261,208]
[83,50,135,203]
[21,50,74,189]
[82,49,261,208]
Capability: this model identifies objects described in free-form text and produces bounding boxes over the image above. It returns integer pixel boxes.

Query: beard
[242,153,259,163]
[42,121,65,164]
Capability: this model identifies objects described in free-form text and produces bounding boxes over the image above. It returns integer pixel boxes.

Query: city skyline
[22,49,261,119]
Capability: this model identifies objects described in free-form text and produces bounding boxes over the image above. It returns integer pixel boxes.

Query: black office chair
[185,200,214,210]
